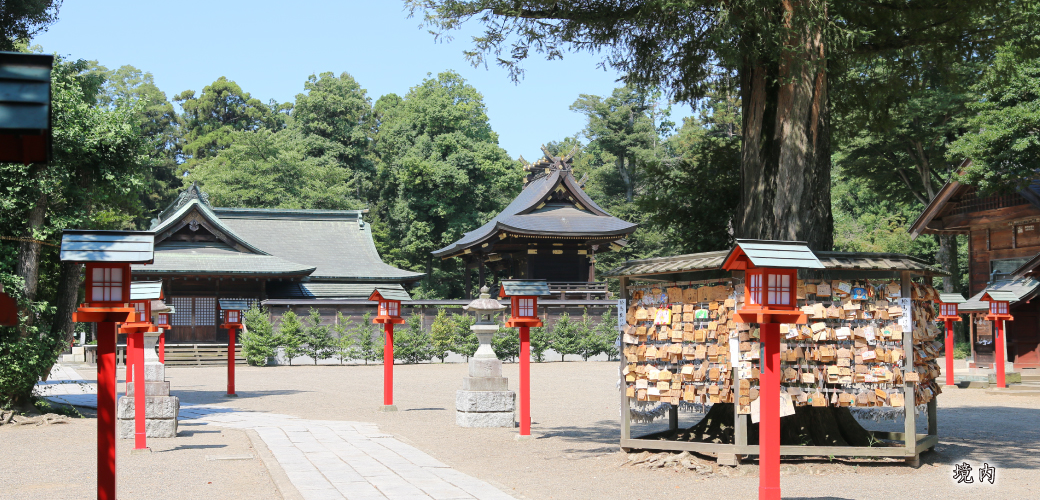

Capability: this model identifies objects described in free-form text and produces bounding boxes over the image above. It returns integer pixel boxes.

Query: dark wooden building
[131,184,423,344]
[909,164,1040,369]
[432,147,637,298]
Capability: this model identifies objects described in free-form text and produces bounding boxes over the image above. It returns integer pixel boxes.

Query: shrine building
[909,161,1040,369]
[432,146,637,298]
[130,184,423,344]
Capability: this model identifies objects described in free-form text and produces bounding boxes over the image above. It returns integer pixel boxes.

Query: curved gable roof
[432,169,637,258]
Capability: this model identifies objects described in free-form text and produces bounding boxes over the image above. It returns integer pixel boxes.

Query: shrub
[333,312,356,364]
[551,312,582,361]
[529,326,551,362]
[353,313,381,364]
[301,308,336,365]
[452,313,478,359]
[429,309,457,362]
[278,310,305,365]
[493,326,520,362]
[393,314,434,364]
[242,306,278,366]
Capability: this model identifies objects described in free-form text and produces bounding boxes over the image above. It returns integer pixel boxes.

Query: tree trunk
[616,157,633,203]
[15,191,48,334]
[937,234,960,292]
[736,14,832,251]
[49,261,82,344]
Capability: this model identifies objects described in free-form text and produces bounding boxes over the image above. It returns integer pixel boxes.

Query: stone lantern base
[118,331,179,438]
[456,390,515,427]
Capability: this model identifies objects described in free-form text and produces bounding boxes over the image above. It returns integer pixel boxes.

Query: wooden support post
[995,320,1007,388]
[619,277,631,446]
[735,366,747,447]
[759,322,781,500]
[226,326,236,396]
[519,326,531,436]
[125,332,134,395]
[383,322,395,408]
[132,331,147,450]
[927,399,937,438]
[98,321,117,500]
[668,405,678,432]
[901,271,918,463]
[945,319,955,386]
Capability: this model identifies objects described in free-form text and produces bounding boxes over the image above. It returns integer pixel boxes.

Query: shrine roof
[370,287,411,301]
[432,168,636,258]
[219,299,251,311]
[938,293,967,304]
[500,279,552,297]
[961,278,1040,312]
[132,241,315,276]
[724,239,824,270]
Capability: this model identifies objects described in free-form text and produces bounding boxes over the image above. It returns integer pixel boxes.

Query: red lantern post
[723,240,823,500]
[155,307,172,364]
[370,288,409,411]
[980,290,1015,389]
[500,280,551,439]
[119,281,163,452]
[61,229,153,500]
[219,300,248,397]
[935,293,965,387]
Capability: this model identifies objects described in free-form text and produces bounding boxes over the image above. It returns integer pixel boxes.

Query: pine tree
[242,306,277,366]
[529,326,551,362]
[333,312,357,365]
[551,313,582,362]
[429,309,457,362]
[452,313,478,360]
[353,313,379,365]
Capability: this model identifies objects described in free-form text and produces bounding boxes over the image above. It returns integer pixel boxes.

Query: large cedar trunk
[49,261,82,344]
[15,191,48,334]
[736,14,833,251]
[937,234,959,292]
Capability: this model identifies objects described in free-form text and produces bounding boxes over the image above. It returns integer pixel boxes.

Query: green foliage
[353,313,381,364]
[951,41,1040,193]
[242,306,278,366]
[550,313,582,361]
[187,128,362,210]
[301,308,336,365]
[528,326,551,362]
[277,311,305,365]
[0,1,60,51]
[592,310,619,361]
[0,315,62,408]
[492,326,520,362]
[393,314,434,364]
[452,313,478,359]
[371,71,519,298]
[429,309,458,362]
[174,76,287,164]
[332,312,357,364]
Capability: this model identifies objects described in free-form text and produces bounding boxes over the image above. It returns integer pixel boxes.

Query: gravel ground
[0,404,280,499]
[8,361,1040,499]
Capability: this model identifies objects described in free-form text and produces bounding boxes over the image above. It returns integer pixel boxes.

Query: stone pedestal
[118,331,178,438]
[456,324,515,427]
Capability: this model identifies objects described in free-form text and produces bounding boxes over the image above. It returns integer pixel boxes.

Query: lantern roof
[218,299,250,311]
[129,281,163,301]
[150,300,173,314]
[368,287,411,302]
[980,290,1018,302]
[722,239,824,271]
[60,230,154,263]
[500,279,551,297]
[937,293,966,304]
[0,51,54,164]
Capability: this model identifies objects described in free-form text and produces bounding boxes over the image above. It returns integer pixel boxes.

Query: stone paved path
[35,365,515,500]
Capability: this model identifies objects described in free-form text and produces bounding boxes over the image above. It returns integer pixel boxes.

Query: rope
[0,235,59,248]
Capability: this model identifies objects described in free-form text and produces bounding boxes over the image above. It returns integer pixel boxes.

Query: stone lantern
[456,286,516,427]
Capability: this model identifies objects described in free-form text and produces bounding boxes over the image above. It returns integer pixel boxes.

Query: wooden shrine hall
[433,146,637,298]
[130,183,423,344]
[909,161,1040,369]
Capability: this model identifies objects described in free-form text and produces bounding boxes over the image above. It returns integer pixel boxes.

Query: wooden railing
[547,281,609,300]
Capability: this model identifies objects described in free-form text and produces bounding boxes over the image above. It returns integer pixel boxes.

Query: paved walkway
[36,364,515,500]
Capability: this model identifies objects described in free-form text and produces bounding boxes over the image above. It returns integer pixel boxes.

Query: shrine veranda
[607,251,945,461]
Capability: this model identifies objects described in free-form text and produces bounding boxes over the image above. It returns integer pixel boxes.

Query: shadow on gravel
[535,419,618,446]
[171,389,308,404]
[157,444,228,453]
[404,407,446,411]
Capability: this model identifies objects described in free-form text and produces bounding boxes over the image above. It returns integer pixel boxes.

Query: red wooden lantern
[935,293,965,321]
[935,293,965,387]
[86,263,131,306]
[155,311,171,330]
[219,299,249,397]
[369,287,411,410]
[500,280,551,438]
[370,289,406,325]
[980,289,1015,390]
[722,240,823,500]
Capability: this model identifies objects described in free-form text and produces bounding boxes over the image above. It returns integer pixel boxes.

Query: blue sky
[32,0,691,160]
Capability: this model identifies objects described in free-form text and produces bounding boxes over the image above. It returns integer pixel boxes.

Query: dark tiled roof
[961,278,1040,312]
[605,249,944,278]
[267,282,407,300]
[500,279,552,297]
[726,239,824,269]
[214,208,423,281]
[371,287,411,301]
[432,169,637,257]
[219,299,251,311]
[132,241,315,276]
